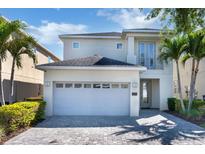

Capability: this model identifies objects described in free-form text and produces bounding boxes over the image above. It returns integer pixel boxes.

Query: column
[127,36,137,64]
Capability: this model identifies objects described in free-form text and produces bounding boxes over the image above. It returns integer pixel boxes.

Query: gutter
[36,65,147,72]
[59,35,122,39]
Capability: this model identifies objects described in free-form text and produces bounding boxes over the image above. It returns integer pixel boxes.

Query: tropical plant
[146,8,205,33]
[0,17,24,105]
[182,30,205,111]
[160,35,187,112]
[6,35,37,103]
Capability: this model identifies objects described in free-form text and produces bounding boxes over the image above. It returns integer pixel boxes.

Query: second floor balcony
[136,41,163,69]
[127,36,164,70]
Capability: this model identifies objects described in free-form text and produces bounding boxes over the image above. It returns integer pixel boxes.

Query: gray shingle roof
[37,55,136,67]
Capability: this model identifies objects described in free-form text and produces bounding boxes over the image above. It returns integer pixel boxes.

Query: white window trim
[72,42,80,49]
[116,43,123,50]
[56,83,64,88]
[65,83,73,88]
[74,83,83,88]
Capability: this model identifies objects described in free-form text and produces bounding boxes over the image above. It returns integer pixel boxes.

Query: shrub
[192,100,205,109]
[175,99,205,112]
[0,101,46,134]
[198,105,205,115]
[0,127,5,141]
[180,109,204,121]
[167,98,177,111]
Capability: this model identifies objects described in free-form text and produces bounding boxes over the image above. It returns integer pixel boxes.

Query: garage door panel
[53,82,130,115]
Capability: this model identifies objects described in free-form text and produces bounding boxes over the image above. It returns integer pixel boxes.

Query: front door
[140,80,152,108]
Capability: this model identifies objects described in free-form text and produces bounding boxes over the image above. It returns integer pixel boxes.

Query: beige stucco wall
[173,58,205,100]
[151,79,160,108]
[62,38,127,62]
[61,34,173,111]
[1,49,49,102]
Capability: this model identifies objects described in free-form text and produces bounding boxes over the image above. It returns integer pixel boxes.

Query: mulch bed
[0,127,30,145]
[166,111,205,127]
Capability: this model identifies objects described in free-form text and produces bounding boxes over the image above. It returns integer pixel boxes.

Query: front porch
[140,79,160,110]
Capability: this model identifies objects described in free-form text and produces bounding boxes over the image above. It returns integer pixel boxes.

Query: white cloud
[97,9,161,29]
[27,20,88,45]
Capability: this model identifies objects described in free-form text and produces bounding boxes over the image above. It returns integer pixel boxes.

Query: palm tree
[0,17,24,105]
[6,35,37,103]
[182,30,205,111]
[160,35,187,112]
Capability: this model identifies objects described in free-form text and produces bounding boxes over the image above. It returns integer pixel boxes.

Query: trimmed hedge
[168,98,205,112]
[0,101,46,134]
[167,98,177,111]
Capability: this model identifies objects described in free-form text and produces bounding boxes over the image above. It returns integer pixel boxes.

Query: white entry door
[53,82,130,116]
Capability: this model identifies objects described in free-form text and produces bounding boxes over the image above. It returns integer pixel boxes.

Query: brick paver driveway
[5,110,205,145]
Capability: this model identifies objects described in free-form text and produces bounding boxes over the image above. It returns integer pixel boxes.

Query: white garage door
[53,82,130,116]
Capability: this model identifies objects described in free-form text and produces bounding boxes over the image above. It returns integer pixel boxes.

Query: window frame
[121,83,129,89]
[84,83,92,88]
[93,83,101,89]
[111,83,119,89]
[102,83,110,89]
[116,43,123,49]
[74,83,82,88]
[72,42,80,49]
[56,83,64,88]
[65,83,73,88]
[138,41,156,69]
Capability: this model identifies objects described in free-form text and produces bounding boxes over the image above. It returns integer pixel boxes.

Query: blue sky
[0,8,162,59]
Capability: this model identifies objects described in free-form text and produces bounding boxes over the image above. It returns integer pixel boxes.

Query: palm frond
[6,34,37,69]
[181,53,191,67]
[159,34,187,64]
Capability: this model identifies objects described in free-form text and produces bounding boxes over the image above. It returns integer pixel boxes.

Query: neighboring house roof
[35,44,60,62]
[0,16,60,62]
[37,55,146,71]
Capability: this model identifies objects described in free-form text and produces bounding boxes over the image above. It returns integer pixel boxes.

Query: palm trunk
[188,58,195,111]
[192,60,200,99]
[0,60,5,106]
[9,57,15,103]
[176,60,185,112]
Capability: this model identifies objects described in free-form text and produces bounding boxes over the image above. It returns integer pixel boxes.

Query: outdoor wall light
[132,82,138,88]
[45,81,50,87]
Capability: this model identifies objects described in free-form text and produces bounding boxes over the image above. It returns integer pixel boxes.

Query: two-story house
[37,28,173,116]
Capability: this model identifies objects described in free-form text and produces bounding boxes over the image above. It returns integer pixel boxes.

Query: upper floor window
[72,42,80,49]
[116,43,123,49]
[138,42,156,69]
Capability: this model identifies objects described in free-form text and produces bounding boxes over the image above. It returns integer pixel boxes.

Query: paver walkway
[5,110,205,145]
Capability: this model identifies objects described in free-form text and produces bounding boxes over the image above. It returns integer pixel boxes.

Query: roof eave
[122,29,161,33]
[59,35,121,39]
[36,65,147,71]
